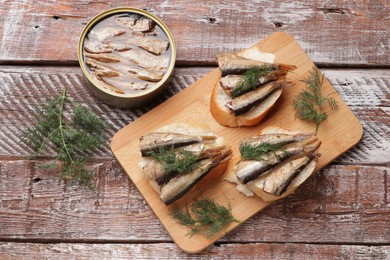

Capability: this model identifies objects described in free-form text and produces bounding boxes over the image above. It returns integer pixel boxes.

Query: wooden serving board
[111,32,363,253]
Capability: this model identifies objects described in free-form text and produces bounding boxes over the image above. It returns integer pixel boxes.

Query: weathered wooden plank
[0,160,389,244]
[338,107,389,165]
[0,1,389,66]
[0,67,388,164]
[325,69,390,107]
[1,242,389,259]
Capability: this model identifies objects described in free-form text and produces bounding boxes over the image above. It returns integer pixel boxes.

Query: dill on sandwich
[232,66,273,98]
[239,142,282,161]
[146,145,200,174]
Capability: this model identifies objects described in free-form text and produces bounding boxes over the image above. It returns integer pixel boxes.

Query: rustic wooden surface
[111,33,364,253]
[0,0,389,258]
[0,0,389,66]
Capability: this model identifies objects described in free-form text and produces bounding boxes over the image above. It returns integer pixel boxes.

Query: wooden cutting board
[111,32,363,253]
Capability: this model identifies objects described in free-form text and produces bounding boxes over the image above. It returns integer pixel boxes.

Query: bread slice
[237,45,276,63]
[156,122,217,139]
[210,81,283,127]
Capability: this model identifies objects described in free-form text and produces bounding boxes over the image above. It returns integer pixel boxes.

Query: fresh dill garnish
[170,205,196,227]
[21,88,105,190]
[239,142,282,161]
[147,146,199,174]
[292,66,339,134]
[232,66,273,98]
[170,198,239,237]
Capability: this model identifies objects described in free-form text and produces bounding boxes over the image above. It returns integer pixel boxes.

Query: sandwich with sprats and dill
[210,46,296,127]
[138,123,232,205]
[226,127,321,202]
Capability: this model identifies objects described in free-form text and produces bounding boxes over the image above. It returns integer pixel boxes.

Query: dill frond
[292,66,339,134]
[190,198,238,237]
[239,142,282,161]
[232,66,273,97]
[170,198,239,237]
[21,88,105,190]
[170,206,196,227]
[147,146,199,174]
[72,104,105,136]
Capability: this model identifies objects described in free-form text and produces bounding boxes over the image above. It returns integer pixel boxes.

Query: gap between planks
[1,63,390,69]
[0,239,389,247]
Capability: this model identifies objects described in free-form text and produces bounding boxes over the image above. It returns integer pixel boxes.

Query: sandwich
[227,127,321,202]
[210,47,296,127]
[138,123,232,205]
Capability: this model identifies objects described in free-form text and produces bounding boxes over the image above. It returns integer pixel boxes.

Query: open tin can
[78,7,176,108]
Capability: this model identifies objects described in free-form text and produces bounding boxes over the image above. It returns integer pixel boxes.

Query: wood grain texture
[1,242,390,259]
[1,0,389,257]
[0,66,388,164]
[0,161,389,244]
[0,1,389,66]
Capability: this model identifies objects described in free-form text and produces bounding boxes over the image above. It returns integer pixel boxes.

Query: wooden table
[0,1,389,259]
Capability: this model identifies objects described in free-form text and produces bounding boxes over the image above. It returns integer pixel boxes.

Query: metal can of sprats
[78,7,176,108]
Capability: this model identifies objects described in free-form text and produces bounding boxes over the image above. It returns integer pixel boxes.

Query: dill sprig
[239,142,282,161]
[232,66,273,97]
[170,205,196,227]
[21,88,105,190]
[170,198,239,237]
[292,66,339,134]
[147,146,199,174]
